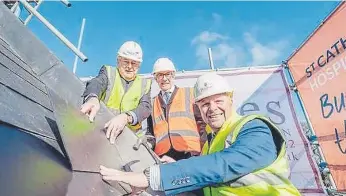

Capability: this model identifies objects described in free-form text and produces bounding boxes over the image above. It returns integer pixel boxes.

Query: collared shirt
[160,85,175,104]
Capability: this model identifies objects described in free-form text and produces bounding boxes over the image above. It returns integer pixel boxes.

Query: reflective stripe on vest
[202,114,301,196]
[153,87,201,156]
[101,65,151,131]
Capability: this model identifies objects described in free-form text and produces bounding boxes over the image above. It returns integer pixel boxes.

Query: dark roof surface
[0,3,157,195]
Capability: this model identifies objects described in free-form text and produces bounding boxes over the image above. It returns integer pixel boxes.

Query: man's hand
[100,165,149,188]
[159,155,176,163]
[80,97,100,122]
[104,113,129,144]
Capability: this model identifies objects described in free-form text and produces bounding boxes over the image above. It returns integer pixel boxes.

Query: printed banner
[287,2,346,191]
[143,66,326,195]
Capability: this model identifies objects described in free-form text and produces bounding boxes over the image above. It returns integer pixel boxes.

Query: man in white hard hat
[80,41,152,144]
[99,72,301,196]
[146,57,207,163]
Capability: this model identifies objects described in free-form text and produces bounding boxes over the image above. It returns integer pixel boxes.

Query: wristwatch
[143,167,150,185]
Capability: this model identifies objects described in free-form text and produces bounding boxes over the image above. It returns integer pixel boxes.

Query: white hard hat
[117,41,143,62]
[152,57,176,74]
[194,72,233,102]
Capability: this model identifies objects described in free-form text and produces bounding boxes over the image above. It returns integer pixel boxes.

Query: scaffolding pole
[10,1,19,12]
[60,0,71,7]
[73,18,86,74]
[24,0,44,25]
[207,48,215,70]
[19,0,88,62]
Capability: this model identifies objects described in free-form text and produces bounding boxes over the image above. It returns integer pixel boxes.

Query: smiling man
[80,41,152,144]
[147,57,206,162]
[100,72,301,196]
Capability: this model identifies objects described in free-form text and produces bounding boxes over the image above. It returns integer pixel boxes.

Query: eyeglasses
[156,72,174,80]
[119,58,140,69]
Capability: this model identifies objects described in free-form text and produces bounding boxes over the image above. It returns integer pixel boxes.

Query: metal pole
[19,0,88,62]
[24,0,44,25]
[283,62,338,192]
[10,2,19,12]
[60,0,71,7]
[73,18,86,74]
[207,48,215,70]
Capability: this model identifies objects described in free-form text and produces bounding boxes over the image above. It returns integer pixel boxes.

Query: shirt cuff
[149,165,163,191]
[127,111,138,125]
[84,93,98,102]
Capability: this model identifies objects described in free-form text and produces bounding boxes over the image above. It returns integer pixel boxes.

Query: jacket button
[186,177,190,183]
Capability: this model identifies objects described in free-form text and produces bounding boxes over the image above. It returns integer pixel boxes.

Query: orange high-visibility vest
[152,87,201,156]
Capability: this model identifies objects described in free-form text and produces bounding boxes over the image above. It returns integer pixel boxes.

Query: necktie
[163,92,170,104]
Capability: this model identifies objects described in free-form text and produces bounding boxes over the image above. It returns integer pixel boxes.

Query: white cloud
[244,32,288,66]
[191,31,244,68]
[192,31,288,68]
[191,14,289,68]
[191,31,228,45]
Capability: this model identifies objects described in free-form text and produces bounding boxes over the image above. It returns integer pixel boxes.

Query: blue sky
[22,1,340,77]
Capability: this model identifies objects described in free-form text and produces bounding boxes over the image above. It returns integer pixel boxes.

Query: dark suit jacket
[82,65,152,124]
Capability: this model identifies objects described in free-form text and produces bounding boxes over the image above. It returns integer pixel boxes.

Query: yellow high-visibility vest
[100,65,151,131]
[202,113,301,196]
